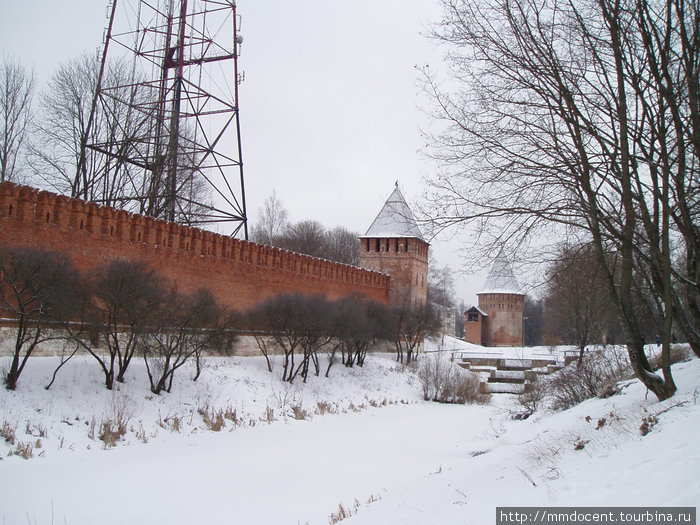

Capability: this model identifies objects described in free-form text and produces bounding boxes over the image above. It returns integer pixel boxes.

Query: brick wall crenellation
[0,182,390,310]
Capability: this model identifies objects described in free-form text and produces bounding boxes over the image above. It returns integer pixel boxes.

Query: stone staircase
[452,351,566,394]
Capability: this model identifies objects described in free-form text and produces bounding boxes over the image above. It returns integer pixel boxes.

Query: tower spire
[360,184,429,307]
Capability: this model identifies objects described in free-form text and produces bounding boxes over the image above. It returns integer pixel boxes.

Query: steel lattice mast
[83,0,248,238]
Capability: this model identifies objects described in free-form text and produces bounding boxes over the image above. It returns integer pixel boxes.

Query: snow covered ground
[0,340,698,524]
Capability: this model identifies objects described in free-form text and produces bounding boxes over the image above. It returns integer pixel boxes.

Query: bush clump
[648,344,693,370]
[417,352,490,404]
[547,348,631,410]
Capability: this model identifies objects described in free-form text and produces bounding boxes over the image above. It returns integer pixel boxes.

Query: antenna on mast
[83,0,249,238]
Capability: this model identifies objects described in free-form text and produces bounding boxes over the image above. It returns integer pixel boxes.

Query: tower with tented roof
[359,183,429,308]
[465,253,525,346]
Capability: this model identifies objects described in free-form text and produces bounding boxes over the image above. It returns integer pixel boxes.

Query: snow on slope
[0,347,698,524]
[344,356,700,525]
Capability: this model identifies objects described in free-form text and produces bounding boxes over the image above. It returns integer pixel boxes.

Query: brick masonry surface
[359,236,428,308]
[0,182,391,314]
[477,292,525,346]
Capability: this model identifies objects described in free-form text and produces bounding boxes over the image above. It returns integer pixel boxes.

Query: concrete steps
[453,351,564,395]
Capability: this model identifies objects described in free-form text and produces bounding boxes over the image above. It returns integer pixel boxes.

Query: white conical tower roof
[361,183,424,240]
[479,253,523,294]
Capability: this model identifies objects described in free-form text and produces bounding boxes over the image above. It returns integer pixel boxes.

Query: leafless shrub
[515,376,547,417]
[366,493,382,504]
[11,440,34,459]
[316,401,335,415]
[334,295,391,372]
[329,499,361,524]
[640,414,659,436]
[249,293,339,383]
[524,441,563,475]
[199,405,225,431]
[223,405,239,426]
[25,421,47,438]
[98,419,126,448]
[162,416,182,433]
[248,293,393,382]
[391,302,440,365]
[263,406,275,424]
[648,344,693,370]
[0,246,84,390]
[1,420,16,445]
[98,394,133,447]
[290,405,310,420]
[547,349,632,410]
[77,259,163,390]
[143,288,229,395]
[272,382,303,414]
[418,352,490,404]
[135,423,148,443]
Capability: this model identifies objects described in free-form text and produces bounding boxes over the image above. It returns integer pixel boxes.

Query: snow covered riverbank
[1,348,698,524]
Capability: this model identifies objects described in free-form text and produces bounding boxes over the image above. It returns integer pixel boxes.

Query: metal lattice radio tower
[83,0,248,237]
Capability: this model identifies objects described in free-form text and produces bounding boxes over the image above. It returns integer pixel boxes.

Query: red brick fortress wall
[0,182,390,311]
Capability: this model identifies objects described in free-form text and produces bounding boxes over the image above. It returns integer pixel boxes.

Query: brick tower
[359,184,429,307]
[465,254,524,346]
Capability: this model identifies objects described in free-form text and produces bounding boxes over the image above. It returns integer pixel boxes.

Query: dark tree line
[1,246,438,391]
[246,293,438,383]
[250,191,360,265]
[0,246,232,392]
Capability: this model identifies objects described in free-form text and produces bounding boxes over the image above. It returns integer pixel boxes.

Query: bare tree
[277,220,328,259]
[68,260,164,390]
[193,309,239,382]
[428,262,456,336]
[423,0,698,400]
[142,288,226,394]
[295,295,336,382]
[324,226,361,266]
[250,191,289,245]
[248,293,347,383]
[0,56,34,183]
[30,54,113,199]
[29,54,155,206]
[0,247,82,390]
[277,220,361,265]
[250,193,360,265]
[247,294,304,382]
[543,244,618,361]
[428,263,455,310]
[28,54,211,223]
[391,301,439,364]
[334,295,392,372]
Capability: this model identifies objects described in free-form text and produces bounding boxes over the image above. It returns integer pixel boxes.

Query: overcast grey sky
[1,0,488,303]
